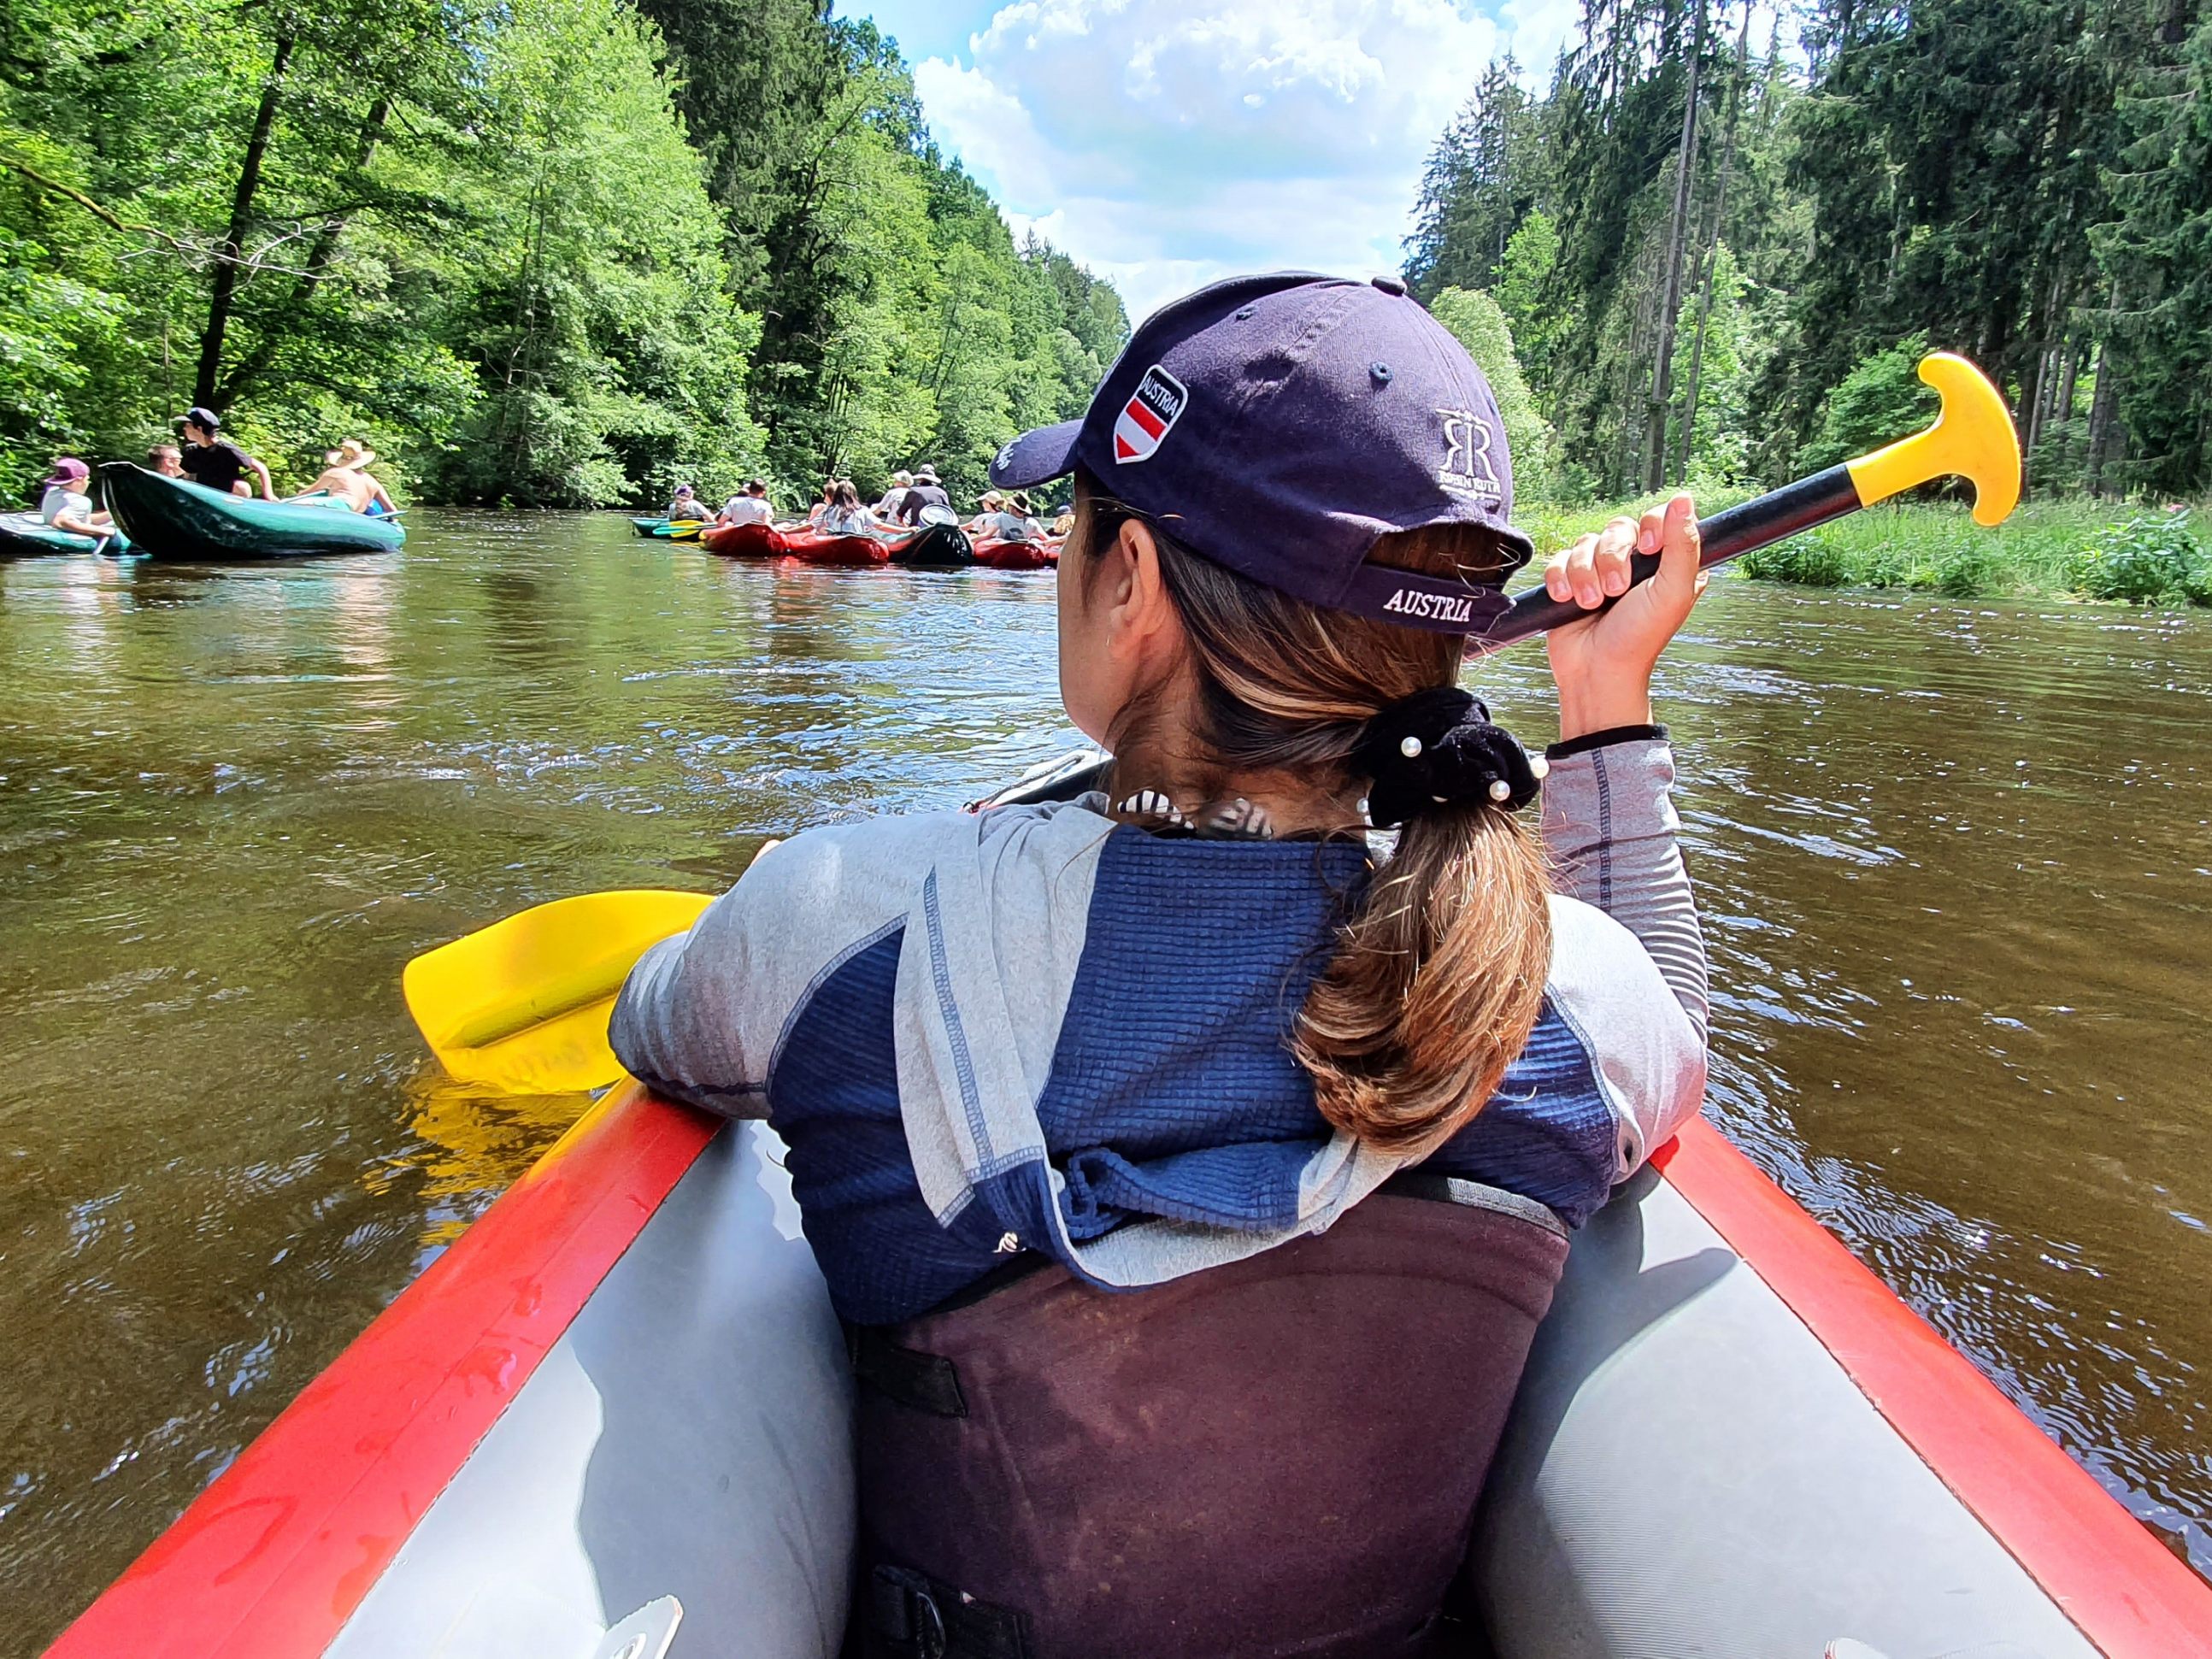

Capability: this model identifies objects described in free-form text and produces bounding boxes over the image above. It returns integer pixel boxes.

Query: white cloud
[912,0,1578,321]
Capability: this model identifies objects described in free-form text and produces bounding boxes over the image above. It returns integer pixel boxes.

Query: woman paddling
[611,273,1709,1658]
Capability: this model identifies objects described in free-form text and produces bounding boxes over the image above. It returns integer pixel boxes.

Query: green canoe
[0,511,128,557]
[101,463,404,561]
[632,516,706,541]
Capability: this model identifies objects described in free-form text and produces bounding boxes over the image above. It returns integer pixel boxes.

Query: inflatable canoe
[101,465,403,561]
[885,523,972,567]
[630,518,707,541]
[0,510,127,556]
[971,534,1058,570]
[49,1085,2212,1658]
[699,521,785,558]
[702,522,972,566]
[44,756,2212,1656]
[780,527,891,567]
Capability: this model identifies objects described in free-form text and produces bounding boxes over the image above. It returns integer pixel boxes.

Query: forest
[1405,0,2212,506]
[0,0,1128,507]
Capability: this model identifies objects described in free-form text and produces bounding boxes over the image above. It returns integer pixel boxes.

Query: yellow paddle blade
[403,889,714,1094]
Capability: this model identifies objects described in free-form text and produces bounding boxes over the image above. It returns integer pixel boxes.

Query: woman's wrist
[1554,679,1655,742]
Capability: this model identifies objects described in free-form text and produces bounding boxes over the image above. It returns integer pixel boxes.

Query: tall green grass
[1517,486,1755,561]
[1732,498,2212,605]
[1518,492,2212,606]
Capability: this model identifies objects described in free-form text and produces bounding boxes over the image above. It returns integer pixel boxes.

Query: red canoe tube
[701,521,786,558]
[971,536,1059,570]
[50,1093,2212,1659]
[780,529,891,567]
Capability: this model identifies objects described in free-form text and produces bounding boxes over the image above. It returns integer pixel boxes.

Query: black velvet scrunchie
[1352,686,1541,828]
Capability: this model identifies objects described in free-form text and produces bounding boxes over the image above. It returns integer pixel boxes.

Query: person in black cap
[177,408,274,499]
[611,273,1710,1657]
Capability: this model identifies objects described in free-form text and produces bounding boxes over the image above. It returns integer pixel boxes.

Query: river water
[2,510,2207,1645]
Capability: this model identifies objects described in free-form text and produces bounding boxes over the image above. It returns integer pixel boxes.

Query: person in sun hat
[176,406,274,499]
[36,457,112,538]
[875,469,915,516]
[287,440,397,515]
[610,271,1710,1657]
[893,463,950,527]
[962,487,1005,537]
[975,489,1046,543]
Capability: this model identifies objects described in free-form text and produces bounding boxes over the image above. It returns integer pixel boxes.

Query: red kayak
[700,521,785,558]
[779,527,891,567]
[971,535,1060,570]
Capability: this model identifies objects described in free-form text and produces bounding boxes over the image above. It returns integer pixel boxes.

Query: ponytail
[1070,472,1551,1157]
[1293,804,1550,1155]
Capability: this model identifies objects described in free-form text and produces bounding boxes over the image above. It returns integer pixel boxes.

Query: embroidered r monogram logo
[1438,409,1502,501]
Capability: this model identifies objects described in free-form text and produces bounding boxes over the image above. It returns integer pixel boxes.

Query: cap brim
[990,421,1081,491]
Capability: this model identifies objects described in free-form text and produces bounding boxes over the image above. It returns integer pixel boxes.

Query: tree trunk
[2024,348,2048,460]
[2086,334,2119,497]
[1678,0,1752,483]
[1644,0,1707,491]
[217,97,391,407]
[195,32,295,411]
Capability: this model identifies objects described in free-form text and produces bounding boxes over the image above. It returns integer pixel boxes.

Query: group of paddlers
[26,405,397,540]
[662,462,1074,544]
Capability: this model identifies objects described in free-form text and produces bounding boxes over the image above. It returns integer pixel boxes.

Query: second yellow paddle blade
[403,889,714,1094]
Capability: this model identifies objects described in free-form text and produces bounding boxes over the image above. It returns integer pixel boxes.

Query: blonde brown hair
[1070,469,1550,1156]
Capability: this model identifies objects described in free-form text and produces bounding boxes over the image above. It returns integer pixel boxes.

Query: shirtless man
[289,441,397,515]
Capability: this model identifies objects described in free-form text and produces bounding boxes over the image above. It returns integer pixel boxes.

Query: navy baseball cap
[991,272,1533,632]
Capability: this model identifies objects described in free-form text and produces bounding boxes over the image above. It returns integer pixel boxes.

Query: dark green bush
[1740,535,1852,587]
[1797,334,1938,475]
[2062,513,2212,606]
[1933,542,2001,598]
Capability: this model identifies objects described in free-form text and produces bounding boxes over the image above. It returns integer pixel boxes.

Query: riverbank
[1525,493,2212,606]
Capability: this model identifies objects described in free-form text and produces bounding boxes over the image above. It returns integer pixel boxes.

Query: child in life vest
[613,273,1708,1658]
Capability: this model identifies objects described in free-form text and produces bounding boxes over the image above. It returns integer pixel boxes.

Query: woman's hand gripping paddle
[403,890,713,1093]
[1470,351,2021,651]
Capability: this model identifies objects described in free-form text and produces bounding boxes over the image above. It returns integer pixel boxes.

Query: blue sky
[837,1,1578,323]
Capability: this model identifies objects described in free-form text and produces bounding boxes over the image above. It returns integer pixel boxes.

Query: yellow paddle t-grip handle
[1844,353,2022,527]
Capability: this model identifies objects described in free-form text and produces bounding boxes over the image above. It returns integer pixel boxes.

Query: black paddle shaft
[1468,464,1861,653]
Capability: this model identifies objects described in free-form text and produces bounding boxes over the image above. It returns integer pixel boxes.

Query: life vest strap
[864,1557,1032,1659]
[849,1326,969,1419]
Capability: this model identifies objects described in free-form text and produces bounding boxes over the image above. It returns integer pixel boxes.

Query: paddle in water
[407,351,2019,1095]
[403,889,713,1094]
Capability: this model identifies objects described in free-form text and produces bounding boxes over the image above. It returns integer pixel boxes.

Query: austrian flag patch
[1114,365,1187,464]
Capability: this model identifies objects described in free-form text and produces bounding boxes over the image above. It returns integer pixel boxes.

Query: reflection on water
[378,1074,594,1251]
[0,519,2207,1644]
